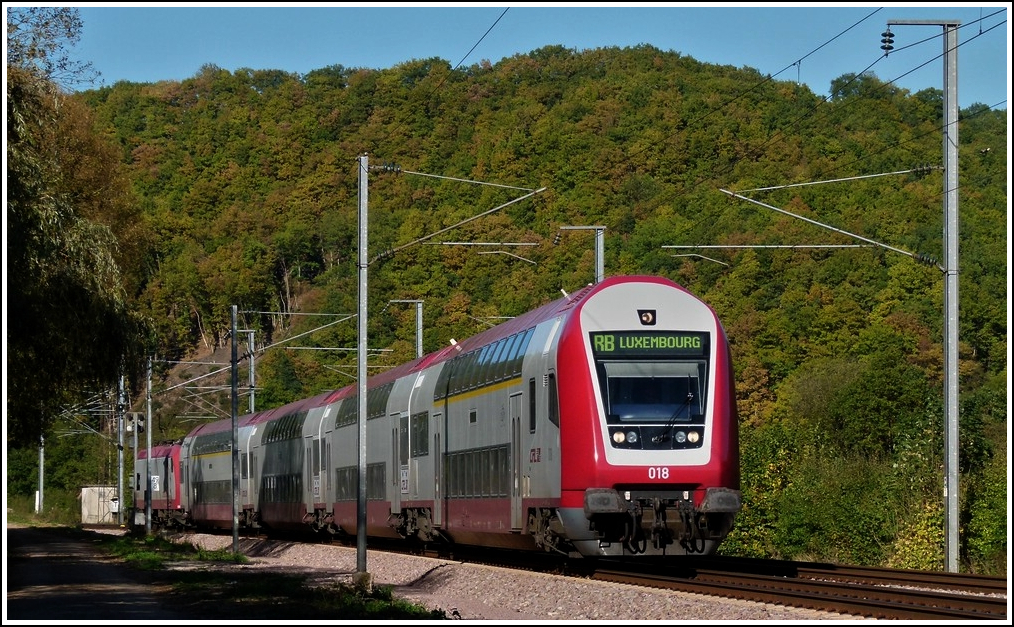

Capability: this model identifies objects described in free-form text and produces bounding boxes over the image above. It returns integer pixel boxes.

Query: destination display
[590,331,709,357]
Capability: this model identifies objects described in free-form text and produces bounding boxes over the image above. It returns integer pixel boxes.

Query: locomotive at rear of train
[134,275,741,557]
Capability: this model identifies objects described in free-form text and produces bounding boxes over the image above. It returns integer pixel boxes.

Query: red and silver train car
[136,275,741,557]
[132,442,185,528]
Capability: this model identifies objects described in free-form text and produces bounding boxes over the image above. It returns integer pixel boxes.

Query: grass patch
[101,532,247,570]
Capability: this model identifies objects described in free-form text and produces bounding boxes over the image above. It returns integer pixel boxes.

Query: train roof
[137,442,181,458]
[323,275,684,401]
[244,390,335,426]
[182,275,689,432]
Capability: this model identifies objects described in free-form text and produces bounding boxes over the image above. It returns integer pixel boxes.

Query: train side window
[482,449,491,496]
[488,338,508,381]
[494,334,519,381]
[497,445,509,496]
[469,408,477,424]
[509,327,536,377]
[468,451,477,497]
[504,332,526,377]
[465,350,482,390]
[473,343,494,388]
[368,382,394,420]
[451,454,460,497]
[399,415,409,465]
[528,378,537,433]
[451,351,477,393]
[434,361,452,400]
[410,411,429,457]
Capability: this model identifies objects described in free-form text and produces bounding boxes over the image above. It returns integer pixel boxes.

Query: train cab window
[547,372,560,428]
[600,361,706,424]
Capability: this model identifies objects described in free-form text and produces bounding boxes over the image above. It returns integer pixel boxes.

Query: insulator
[881,29,894,53]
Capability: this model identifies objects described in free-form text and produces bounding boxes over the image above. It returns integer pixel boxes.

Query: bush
[964,429,1007,575]
[884,499,944,571]
[6,488,85,527]
[774,452,895,565]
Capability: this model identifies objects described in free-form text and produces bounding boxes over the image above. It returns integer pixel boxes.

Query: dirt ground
[5,524,202,622]
[5,524,412,622]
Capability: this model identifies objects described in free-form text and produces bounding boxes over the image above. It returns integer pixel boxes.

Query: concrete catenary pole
[885,18,961,573]
[356,154,371,587]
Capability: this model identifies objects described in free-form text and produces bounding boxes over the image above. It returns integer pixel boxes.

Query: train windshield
[599,361,706,424]
[589,330,709,425]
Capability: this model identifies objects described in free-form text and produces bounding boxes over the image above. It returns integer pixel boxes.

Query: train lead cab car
[552,276,741,556]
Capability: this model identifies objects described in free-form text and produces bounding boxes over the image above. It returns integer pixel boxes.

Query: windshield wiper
[652,392,694,444]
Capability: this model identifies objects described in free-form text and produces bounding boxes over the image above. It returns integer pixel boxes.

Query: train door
[165,456,174,507]
[510,392,523,529]
[249,444,260,513]
[304,436,315,504]
[432,413,443,526]
[240,448,249,505]
[324,432,331,505]
[399,413,409,499]
[391,412,408,514]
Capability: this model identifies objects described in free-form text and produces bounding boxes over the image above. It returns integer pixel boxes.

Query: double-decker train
[134,275,741,557]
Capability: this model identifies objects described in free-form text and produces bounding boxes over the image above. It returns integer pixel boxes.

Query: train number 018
[647,467,670,480]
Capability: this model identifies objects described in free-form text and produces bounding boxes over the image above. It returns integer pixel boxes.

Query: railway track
[160,527,1009,620]
[412,543,1007,620]
[590,556,1008,620]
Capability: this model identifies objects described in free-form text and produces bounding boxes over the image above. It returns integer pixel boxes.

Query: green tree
[52,43,1008,572]
[7,12,142,447]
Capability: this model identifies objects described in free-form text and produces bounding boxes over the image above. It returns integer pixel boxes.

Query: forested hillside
[8,16,1006,574]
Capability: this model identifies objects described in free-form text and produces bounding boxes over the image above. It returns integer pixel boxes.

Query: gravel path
[173,532,861,621]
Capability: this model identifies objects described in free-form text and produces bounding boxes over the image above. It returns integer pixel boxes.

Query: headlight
[626,430,638,444]
[675,431,687,443]
[687,431,700,444]
[612,431,626,443]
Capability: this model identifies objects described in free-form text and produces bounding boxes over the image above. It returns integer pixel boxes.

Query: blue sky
[27,4,1014,109]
